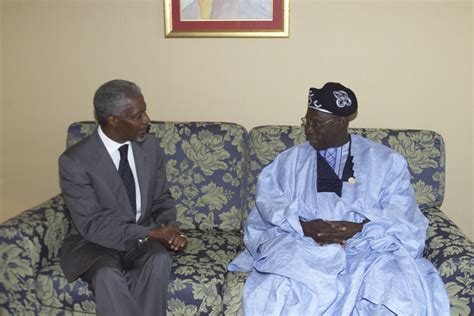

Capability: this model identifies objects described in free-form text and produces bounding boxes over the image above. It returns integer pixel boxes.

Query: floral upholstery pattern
[422,207,474,315]
[1,121,247,315]
[0,195,69,315]
[1,122,472,316]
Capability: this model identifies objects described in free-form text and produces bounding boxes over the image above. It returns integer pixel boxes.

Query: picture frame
[164,0,289,38]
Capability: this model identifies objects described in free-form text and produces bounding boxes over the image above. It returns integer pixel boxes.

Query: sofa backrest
[66,122,445,228]
[66,121,249,231]
[247,126,445,215]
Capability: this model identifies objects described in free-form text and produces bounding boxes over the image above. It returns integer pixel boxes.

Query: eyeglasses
[301,117,336,130]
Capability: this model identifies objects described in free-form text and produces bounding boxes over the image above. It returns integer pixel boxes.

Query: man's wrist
[137,235,150,248]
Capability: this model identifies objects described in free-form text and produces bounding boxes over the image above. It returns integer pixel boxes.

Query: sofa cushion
[66,121,249,231]
[247,126,445,213]
[167,229,242,315]
[36,229,242,314]
[222,271,247,316]
[36,262,95,314]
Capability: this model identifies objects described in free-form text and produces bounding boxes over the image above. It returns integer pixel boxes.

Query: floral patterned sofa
[1,122,473,315]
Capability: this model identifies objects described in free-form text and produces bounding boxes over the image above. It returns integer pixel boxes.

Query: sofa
[0,121,473,315]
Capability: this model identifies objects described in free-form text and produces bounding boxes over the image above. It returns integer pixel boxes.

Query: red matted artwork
[164,0,289,38]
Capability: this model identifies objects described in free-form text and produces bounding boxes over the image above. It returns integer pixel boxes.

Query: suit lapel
[90,129,136,217]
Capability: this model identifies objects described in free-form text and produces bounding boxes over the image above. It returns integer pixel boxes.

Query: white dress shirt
[98,126,142,221]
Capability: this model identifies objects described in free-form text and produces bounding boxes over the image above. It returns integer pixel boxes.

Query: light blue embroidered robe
[228,135,450,315]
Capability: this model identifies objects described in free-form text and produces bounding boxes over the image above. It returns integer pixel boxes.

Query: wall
[1,0,473,239]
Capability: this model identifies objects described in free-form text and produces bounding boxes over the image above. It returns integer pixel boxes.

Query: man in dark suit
[59,79,187,316]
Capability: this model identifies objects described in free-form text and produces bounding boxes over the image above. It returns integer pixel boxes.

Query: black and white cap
[308,82,358,117]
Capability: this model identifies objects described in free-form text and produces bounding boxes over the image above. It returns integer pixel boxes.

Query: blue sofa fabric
[0,121,472,316]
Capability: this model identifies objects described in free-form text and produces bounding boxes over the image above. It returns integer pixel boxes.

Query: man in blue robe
[228,82,450,315]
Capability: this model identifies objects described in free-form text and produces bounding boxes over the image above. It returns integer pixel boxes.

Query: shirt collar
[98,125,131,155]
[319,136,351,154]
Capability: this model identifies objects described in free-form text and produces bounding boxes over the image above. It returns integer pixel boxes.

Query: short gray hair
[93,79,142,125]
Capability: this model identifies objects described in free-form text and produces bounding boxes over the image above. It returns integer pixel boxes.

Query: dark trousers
[81,241,172,316]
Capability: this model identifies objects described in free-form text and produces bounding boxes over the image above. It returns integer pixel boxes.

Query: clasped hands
[300,219,365,246]
[147,224,188,251]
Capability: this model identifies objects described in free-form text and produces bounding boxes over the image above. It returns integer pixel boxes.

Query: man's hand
[147,224,188,251]
[300,219,365,245]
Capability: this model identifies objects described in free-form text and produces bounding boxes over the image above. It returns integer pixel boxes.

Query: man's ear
[107,115,118,127]
[337,117,348,127]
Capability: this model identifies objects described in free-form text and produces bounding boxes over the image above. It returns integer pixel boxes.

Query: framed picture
[164,0,289,38]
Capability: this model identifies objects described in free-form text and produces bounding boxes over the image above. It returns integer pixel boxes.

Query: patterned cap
[308,82,358,117]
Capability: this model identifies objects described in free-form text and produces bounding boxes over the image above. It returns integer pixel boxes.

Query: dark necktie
[118,144,136,211]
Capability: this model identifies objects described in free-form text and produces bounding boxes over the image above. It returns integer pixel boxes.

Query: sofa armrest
[0,195,69,314]
[422,206,474,315]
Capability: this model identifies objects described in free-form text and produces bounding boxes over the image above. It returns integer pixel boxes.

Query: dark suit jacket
[58,128,176,282]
